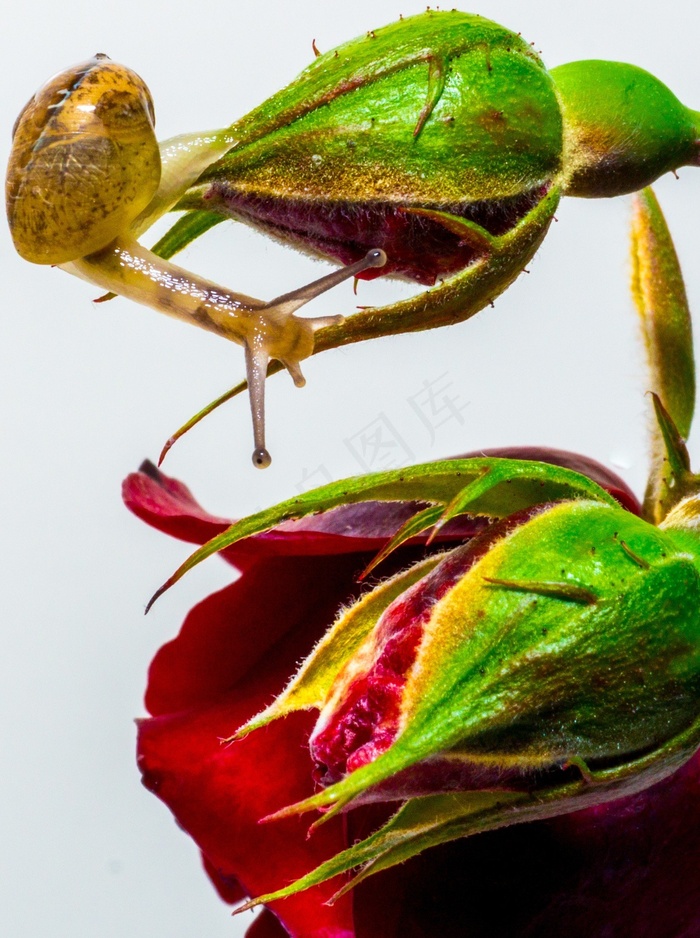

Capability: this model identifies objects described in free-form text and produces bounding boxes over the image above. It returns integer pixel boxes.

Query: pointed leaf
[239,791,523,910]
[159,376,252,465]
[146,458,617,609]
[651,392,691,477]
[644,393,700,523]
[630,188,695,521]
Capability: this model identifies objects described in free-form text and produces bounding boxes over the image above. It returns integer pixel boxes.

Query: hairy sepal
[147,457,616,609]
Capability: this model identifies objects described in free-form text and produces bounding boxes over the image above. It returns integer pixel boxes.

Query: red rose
[126,457,699,938]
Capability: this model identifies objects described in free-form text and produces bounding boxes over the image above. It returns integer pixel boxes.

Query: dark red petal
[145,552,365,716]
[245,909,293,938]
[205,183,545,285]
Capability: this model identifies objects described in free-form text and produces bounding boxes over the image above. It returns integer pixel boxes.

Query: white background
[1,1,699,936]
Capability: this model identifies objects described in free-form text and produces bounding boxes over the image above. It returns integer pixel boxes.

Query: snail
[6,54,386,467]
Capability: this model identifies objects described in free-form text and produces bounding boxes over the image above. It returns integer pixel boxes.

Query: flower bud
[177,12,699,287]
[183,10,564,285]
[232,474,700,912]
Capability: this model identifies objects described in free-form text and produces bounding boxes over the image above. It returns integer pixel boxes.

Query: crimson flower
[125,452,699,938]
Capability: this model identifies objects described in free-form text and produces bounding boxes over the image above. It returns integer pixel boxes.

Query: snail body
[6,56,384,466]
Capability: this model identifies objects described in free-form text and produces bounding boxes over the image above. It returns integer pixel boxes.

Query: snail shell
[6,54,161,264]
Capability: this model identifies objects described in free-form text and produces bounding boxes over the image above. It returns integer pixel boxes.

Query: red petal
[139,552,368,936]
[201,852,245,904]
[123,460,232,544]
[139,706,353,937]
[123,462,484,570]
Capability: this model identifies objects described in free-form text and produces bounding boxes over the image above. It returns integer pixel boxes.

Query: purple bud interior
[310,504,553,787]
[203,184,548,285]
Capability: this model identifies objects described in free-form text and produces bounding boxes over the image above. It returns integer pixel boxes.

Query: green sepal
[194,12,560,206]
[652,393,691,478]
[146,455,616,610]
[629,188,696,522]
[553,61,699,197]
[359,505,444,580]
[243,710,700,910]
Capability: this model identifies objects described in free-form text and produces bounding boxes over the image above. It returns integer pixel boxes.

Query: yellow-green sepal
[232,555,442,739]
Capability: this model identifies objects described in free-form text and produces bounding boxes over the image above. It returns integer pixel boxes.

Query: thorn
[353,276,359,296]
[619,540,650,569]
[672,169,680,180]
[484,577,598,605]
[312,38,321,58]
